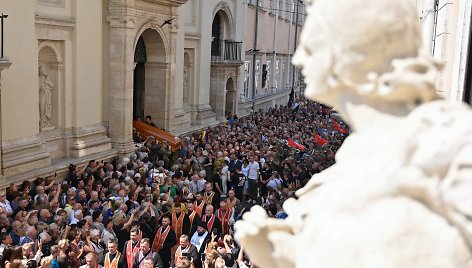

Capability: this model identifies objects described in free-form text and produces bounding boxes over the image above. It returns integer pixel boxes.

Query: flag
[333,119,349,134]
[314,133,329,147]
[287,138,306,151]
[291,101,300,112]
[201,130,207,142]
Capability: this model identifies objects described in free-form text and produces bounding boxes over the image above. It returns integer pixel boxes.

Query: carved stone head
[293,0,439,108]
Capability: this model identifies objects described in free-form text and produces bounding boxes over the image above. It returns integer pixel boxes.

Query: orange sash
[152,225,170,252]
[104,251,121,268]
[188,211,196,232]
[126,241,140,268]
[172,212,185,242]
[226,197,237,209]
[202,214,215,232]
[194,201,205,217]
[217,209,232,235]
[203,191,215,205]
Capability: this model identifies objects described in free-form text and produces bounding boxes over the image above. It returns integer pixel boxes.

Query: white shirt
[247,161,259,180]
[221,166,229,180]
[0,200,13,215]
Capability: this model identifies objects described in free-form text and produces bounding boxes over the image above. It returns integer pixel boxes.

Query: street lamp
[1,13,8,58]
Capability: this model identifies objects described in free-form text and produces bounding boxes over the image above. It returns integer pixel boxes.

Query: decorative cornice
[35,16,75,29]
[106,15,135,27]
[140,0,189,7]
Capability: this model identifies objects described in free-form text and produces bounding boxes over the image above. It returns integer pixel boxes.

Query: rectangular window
[265,60,271,94]
[255,59,260,96]
[278,0,284,19]
[269,0,275,14]
[291,0,296,22]
[244,61,251,99]
[285,1,290,20]
[258,0,263,8]
[283,58,288,89]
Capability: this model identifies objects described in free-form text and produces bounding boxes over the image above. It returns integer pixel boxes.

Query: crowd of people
[0,99,348,268]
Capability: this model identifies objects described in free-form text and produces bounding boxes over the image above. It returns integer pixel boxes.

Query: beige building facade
[414,0,472,103]
[0,0,253,185]
[240,0,305,113]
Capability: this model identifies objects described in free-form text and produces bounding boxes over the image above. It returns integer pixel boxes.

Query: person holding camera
[173,235,197,268]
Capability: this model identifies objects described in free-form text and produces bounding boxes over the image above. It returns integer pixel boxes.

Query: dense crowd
[0,100,348,268]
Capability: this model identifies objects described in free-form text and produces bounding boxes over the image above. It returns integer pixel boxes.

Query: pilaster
[0,58,12,187]
[107,12,136,155]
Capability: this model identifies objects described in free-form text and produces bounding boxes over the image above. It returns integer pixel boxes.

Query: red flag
[287,138,306,151]
[333,119,349,134]
[314,133,329,147]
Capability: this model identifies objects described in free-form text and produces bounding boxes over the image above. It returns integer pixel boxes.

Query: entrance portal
[133,29,167,128]
[133,37,146,120]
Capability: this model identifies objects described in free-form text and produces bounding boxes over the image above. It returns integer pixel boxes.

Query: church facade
[0,0,253,185]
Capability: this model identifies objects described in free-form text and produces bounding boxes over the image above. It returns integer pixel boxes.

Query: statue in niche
[183,66,189,104]
[235,0,472,267]
[39,65,53,128]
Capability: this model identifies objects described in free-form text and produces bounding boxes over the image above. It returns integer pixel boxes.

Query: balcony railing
[211,40,242,62]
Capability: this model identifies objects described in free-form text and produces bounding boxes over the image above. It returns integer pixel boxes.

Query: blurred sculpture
[39,65,53,128]
[235,0,472,267]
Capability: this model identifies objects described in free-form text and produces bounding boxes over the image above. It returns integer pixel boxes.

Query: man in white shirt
[247,156,260,201]
[0,191,13,217]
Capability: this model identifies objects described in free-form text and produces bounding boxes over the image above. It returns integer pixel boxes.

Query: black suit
[133,250,163,268]
[122,240,140,267]
[186,211,201,236]
[156,227,176,268]
[202,215,222,237]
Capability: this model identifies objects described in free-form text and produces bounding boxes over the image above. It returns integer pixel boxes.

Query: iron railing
[211,40,242,62]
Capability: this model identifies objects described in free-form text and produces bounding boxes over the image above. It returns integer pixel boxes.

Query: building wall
[0,0,112,186]
[0,0,298,184]
[416,0,472,103]
[241,0,305,114]
[2,1,39,140]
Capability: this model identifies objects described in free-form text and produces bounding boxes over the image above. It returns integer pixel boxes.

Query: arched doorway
[211,13,222,59]
[133,29,167,128]
[133,37,146,120]
[225,78,235,115]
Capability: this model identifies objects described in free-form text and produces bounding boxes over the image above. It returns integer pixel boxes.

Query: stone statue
[235,0,472,267]
[39,65,53,128]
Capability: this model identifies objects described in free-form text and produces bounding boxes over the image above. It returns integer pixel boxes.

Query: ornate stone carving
[235,0,472,267]
[106,15,135,28]
[39,65,53,129]
[37,0,65,8]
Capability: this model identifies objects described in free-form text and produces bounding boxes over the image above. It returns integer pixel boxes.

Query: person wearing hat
[189,222,211,268]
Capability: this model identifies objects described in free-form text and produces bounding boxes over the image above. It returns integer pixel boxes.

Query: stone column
[0,58,12,186]
[107,15,136,155]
